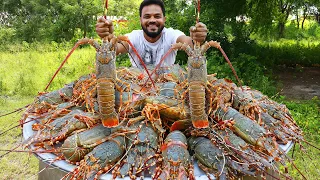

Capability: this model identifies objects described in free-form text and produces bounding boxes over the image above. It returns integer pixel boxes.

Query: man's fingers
[105,19,113,25]
[97,16,107,23]
[190,26,196,32]
[195,22,206,28]
[190,26,207,33]
[97,17,113,26]
[98,22,113,28]
[96,27,109,33]
[98,32,111,38]
[194,27,208,33]
[193,32,207,38]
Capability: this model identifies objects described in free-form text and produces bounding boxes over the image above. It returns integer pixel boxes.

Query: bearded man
[96,0,208,68]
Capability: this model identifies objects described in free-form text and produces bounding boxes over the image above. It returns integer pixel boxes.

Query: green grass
[0,96,38,179]
[0,46,96,96]
[279,98,320,179]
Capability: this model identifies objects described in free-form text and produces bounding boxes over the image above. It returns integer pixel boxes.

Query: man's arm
[176,35,193,46]
[96,17,129,55]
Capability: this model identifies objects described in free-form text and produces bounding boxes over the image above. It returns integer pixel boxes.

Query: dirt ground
[274,66,320,100]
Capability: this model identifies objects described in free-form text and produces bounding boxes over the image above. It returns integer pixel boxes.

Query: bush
[255,40,320,66]
[207,52,276,96]
[0,28,16,49]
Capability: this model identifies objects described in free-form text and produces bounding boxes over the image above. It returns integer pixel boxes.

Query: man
[96,0,208,68]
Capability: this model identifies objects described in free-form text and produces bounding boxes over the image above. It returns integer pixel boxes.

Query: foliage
[207,52,277,96]
[284,98,320,139]
[0,28,15,44]
[253,39,320,66]
[1,0,143,43]
[108,0,141,17]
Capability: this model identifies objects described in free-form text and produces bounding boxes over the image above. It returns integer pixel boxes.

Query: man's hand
[189,22,208,44]
[96,17,114,39]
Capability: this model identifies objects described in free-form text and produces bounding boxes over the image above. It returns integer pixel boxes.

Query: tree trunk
[301,4,308,29]
[278,1,292,38]
[302,15,307,29]
[278,22,285,38]
[295,12,300,29]
[316,13,320,24]
[83,17,87,38]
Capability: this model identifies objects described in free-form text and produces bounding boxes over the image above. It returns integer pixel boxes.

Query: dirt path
[275,66,320,100]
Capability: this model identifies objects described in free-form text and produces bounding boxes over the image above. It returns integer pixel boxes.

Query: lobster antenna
[0,104,29,118]
[119,41,139,68]
[104,0,108,19]
[193,0,201,47]
[195,0,200,24]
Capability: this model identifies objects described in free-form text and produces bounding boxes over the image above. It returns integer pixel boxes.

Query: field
[0,47,319,179]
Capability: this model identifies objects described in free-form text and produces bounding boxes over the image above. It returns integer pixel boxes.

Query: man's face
[140,4,165,38]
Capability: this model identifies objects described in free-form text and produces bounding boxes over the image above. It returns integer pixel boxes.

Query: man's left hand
[190,22,208,44]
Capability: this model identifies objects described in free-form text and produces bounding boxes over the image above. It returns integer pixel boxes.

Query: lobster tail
[97,78,119,127]
[101,112,118,127]
[189,82,209,128]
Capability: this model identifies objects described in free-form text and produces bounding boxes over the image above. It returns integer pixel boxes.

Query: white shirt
[126,27,185,68]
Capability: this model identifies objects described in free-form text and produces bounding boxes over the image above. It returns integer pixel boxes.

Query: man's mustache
[147,22,158,26]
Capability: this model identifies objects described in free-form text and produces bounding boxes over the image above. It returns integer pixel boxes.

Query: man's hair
[139,0,165,17]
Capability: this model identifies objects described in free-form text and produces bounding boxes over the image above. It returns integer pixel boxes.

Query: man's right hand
[96,17,114,39]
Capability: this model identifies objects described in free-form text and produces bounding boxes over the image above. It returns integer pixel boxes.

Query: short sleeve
[125,30,141,53]
[164,28,185,44]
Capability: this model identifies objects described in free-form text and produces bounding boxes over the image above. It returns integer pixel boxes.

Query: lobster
[112,116,160,179]
[38,82,74,105]
[232,87,304,144]
[17,69,313,179]
[188,136,227,179]
[43,33,157,128]
[146,40,241,129]
[65,135,126,180]
[24,109,99,148]
[155,130,194,180]
[61,123,112,162]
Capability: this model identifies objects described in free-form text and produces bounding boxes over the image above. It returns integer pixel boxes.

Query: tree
[247,0,297,38]
[277,0,295,38]
[3,0,104,42]
[292,0,304,28]
[107,0,140,17]
[310,0,320,24]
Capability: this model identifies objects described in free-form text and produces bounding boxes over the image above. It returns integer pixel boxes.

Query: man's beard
[142,24,164,38]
